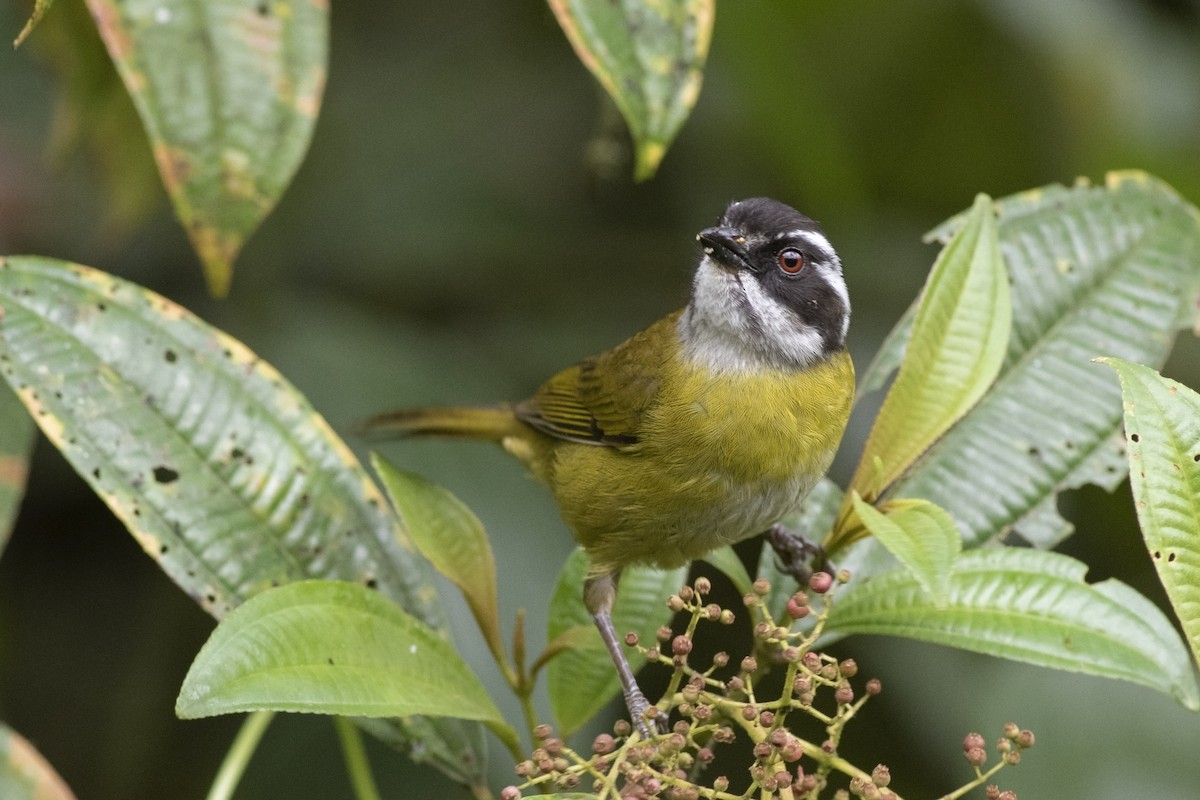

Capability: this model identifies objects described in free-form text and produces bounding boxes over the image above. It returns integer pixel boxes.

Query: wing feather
[514,311,681,447]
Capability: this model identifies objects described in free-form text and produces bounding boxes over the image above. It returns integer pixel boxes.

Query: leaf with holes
[859,172,1200,552]
[546,548,686,735]
[1101,358,1200,672]
[548,0,713,180]
[0,723,76,800]
[0,256,485,786]
[825,547,1200,710]
[85,0,327,295]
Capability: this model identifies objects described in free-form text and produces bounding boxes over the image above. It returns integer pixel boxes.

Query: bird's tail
[358,404,523,443]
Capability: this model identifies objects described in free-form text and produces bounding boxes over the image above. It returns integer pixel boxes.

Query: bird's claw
[627,692,668,738]
[767,523,831,583]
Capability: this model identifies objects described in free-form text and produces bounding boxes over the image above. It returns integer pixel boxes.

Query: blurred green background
[2,0,1200,797]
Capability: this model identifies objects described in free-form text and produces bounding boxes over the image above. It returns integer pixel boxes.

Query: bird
[365,197,854,736]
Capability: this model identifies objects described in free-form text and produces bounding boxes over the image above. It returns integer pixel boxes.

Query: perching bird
[366,197,854,736]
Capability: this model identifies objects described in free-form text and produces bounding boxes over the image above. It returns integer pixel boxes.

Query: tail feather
[358,404,522,442]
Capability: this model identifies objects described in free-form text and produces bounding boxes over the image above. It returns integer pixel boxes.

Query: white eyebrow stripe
[775,229,836,261]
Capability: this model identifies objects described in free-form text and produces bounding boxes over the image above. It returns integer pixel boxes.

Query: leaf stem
[334,716,383,800]
[205,710,275,800]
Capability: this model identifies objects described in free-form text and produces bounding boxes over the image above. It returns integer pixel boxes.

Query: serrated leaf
[548,0,713,180]
[0,383,34,557]
[845,194,1010,511]
[84,0,327,295]
[546,548,686,735]
[0,256,486,785]
[825,547,1200,710]
[700,544,753,597]
[850,494,960,606]
[372,455,505,669]
[870,172,1200,551]
[1101,358,1200,672]
[0,723,76,800]
[176,580,520,751]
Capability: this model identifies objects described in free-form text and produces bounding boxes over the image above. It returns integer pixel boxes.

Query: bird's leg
[766,523,831,584]
[584,573,667,738]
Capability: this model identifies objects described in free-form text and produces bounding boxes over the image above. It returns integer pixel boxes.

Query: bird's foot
[767,523,831,584]
[626,688,668,739]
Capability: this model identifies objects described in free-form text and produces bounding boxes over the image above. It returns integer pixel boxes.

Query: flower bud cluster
[502,574,1035,800]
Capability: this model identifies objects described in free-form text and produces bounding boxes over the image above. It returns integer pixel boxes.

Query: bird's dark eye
[777,248,805,274]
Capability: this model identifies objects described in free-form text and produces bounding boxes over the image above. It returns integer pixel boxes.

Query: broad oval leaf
[850,495,960,607]
[372,455,505,668]
[0,724,76,800]
[547,548,687,735]
[873,172,1200,551]
[548,0,713,181]
[176,579,519,748]
[0,256,485,785]
[85,0,327,295]
[844,193,1010,512]
[825,547,1200,710]
[1102,358,1200,672]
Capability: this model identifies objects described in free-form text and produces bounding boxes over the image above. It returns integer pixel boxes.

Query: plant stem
[334,716,383,800]
[206,710,275,800]
[519,689,540,748]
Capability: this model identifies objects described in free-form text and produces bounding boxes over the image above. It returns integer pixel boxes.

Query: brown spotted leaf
[84,0,327,296]
[0,256,487,787]
[548,0,713,180]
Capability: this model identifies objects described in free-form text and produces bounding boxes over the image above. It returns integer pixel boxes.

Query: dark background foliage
[1,0,1199,797]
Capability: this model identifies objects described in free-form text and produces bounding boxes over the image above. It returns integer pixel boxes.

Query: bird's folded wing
[514,312,680,447]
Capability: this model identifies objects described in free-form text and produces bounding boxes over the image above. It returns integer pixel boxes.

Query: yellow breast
[548,349,854,574]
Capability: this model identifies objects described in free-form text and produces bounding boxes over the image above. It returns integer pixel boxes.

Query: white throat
[679,256,832,374]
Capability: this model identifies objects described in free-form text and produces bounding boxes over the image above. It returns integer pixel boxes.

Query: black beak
[697,226,754,272]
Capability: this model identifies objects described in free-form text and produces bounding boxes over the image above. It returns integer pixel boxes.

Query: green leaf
[850,495,960,607]
[0,383,35,557]
[13,0,55,47]
[372,455,505,668]
[176,579,521,750]
[546,548,686,735]
[877,172,1200,551]
[825,547,1200,710]
[700,544,753,597]
[0,723,76,800]
[846,194,1010,508]
[547,0,713,181]
[1101,358,1200,672]
[0,256,486,785]
[84,0,327,295]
